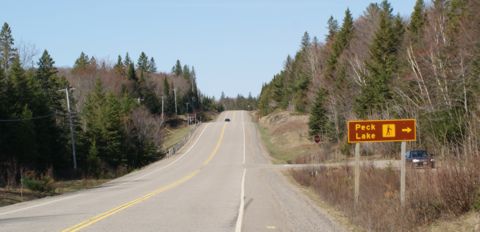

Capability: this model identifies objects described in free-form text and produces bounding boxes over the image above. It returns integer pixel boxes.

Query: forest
[258,0,480,158]
[0,22,217,186]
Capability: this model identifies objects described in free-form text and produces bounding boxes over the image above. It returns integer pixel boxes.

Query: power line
[0,112,56,122]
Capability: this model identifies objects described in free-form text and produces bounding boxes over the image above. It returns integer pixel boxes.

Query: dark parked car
[225,118,231,122]
[405,150,435,168]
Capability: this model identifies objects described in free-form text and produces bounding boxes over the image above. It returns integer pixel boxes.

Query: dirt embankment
[258,111,339,164]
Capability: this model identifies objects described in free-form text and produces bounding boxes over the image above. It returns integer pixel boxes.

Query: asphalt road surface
[0,111,343,232]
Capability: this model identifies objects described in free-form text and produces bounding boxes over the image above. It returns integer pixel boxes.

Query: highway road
[0,111,343,232]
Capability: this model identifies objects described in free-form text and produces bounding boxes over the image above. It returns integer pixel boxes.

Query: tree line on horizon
[258,0,480,157]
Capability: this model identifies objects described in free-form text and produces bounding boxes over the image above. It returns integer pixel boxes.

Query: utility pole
[60,87,77,169]
[161,95,164,121]
[400,141,406,207]
[174,88,177,115]
[186,103,190,125]
[354,143,360,209]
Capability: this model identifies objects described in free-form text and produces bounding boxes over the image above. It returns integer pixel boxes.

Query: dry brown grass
[291,157,480,231]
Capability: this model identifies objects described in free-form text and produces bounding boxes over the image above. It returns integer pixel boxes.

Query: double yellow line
[62,122,228,232]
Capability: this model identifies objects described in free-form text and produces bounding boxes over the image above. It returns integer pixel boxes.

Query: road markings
[133,123,209,180]
[266,225,277,229]
[61,170,199,232]
[62,123,227,232]
[235,111,247,232]
[242,111,246,164]
[0,194,80,217]
[235,168,246,232]
[202,124,227,166]
[0,124,211,218]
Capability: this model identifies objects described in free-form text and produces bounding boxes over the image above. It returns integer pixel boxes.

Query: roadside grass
[257,124,295,163]
[256,110,480,231]
[0,188,47,207]
[52,179,110,194]
[419,211,480,232]
[291,158,480,231]
[163,126,192,149]
[257,111,319,164]
[0,179,109,207]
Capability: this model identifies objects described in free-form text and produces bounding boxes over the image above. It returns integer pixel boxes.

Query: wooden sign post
[347,119,416,208]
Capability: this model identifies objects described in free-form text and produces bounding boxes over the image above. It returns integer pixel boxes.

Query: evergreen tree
[355,0,405,117]
[113,55,125,76]
[127,63,137,81]
[271,74,284,105]
[89,56,97,69]
[300,31,311,50]
[326,16,339,42]
[137,52,149,73]
[73,52,90,73]
[190,66,199,109]
[408,0,426,44]
[124,52,132,67]
[309,88,333,138]
[163,78,174,115]
[36,50,65,109]
[9,55,31,108]
[32,50,68,173]
[0,22,17,75]
[182,65,191,79]
[83,79,125,169]
[148,57,157,73]
[326,8,354,80]
[173,60,182,76]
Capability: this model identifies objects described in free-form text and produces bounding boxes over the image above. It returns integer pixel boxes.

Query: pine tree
[190,66,199,109]
[127,63,137,81]
[326,16,339,42]
[163,78,174,115]
[355,0,405,117]
[174,60,182,76]
[148,57,157,73]
[182,65,191,79]
[271,74,284,106]
[137,52,149,73]
[0,22,17,75]
[326,8,354,80]
[300,31,311,50]
[124,52,132,67]
[9,55,31,111]
[73,52,90,73]
[89,56,97,70]
[34,50,68,173]
[113,55,125,76]
[37,50,65,109]
[308,88,332,137]
[83,79,124,168]
[408,0,426,44]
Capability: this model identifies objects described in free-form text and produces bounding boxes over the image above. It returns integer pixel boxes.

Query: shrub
[23,176,54,193]
[291,156,480,231]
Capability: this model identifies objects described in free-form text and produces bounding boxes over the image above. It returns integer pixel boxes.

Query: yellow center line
[202,123,227,166]
[62,123,228,232]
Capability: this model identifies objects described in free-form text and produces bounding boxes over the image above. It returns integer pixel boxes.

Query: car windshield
[411,151,427,158]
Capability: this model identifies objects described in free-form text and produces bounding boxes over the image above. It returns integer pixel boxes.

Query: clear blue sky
[1,0,418,98]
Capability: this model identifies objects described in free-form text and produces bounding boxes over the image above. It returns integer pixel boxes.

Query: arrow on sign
[402,127,412,133]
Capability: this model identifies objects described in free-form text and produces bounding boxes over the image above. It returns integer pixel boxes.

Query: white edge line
[242,111,246,164]
[0,123,210,217]
[0,194,79,217]
[235,168,247,232]
[235,111,247,232]
[133,123,209,180]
